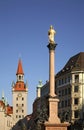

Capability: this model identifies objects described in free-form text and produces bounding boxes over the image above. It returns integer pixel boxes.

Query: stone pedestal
[48,97,60,123]
[44,97,69,130]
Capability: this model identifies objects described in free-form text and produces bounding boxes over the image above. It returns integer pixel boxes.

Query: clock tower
[12,59,28,124]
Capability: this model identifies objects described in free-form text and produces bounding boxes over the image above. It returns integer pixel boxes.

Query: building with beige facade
[0,59,28,130]
[0,93,13,130]
[12,59,28,125]
[56,52,84,123]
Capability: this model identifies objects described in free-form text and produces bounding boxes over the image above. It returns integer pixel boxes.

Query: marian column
[44,25,68,130]
[47,25,60,123]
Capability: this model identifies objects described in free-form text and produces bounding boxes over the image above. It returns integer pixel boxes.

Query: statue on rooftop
[48,25,56,44]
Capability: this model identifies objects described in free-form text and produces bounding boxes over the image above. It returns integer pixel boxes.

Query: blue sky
[0,0,84,114]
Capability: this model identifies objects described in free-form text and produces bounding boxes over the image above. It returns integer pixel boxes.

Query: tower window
[16,110,18,113]
[22,110,24,113]
[22,97,24,100]
[19,75,21,80]
[16,97,18,100]
[19,115,21,118]
[22,104,24,106]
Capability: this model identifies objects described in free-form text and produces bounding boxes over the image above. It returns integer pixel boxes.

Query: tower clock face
[18,93,22,97]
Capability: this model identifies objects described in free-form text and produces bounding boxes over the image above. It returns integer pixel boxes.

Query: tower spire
[16,59,24,75]
[16,59,24,82]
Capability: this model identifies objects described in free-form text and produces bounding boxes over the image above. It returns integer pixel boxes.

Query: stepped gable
[56,52,84,77]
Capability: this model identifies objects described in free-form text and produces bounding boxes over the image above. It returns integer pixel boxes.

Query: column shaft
[49,50,56,97]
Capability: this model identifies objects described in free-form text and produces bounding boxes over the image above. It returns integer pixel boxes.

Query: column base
[43,122,69,130]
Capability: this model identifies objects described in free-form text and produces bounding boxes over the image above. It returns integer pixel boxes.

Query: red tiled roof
[6,106,13,115]
[16,59,24,75]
